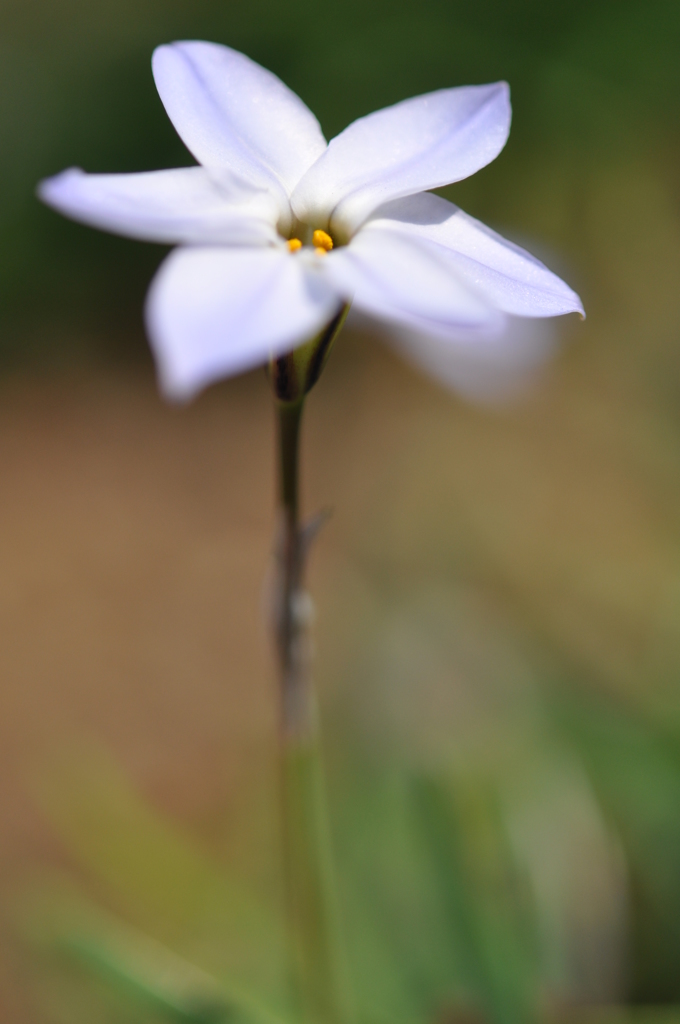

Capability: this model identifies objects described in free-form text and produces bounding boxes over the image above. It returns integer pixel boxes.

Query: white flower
[39,41,583,401]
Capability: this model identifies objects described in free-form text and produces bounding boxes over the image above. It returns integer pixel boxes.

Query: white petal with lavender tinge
[364,193,584,318]
[325,228,505,340]
[152,42,327,200]
[291,83,511,237]
[39,166,280,246]
[146,246,340,399]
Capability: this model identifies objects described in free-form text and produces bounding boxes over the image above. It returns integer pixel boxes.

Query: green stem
[274,397,350,1024]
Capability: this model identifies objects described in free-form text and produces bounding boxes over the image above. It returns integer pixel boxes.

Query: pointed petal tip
[543,290,585,320]
[565,290,585,320]
[151,41,192,87]
[151,39,195,63]
[499,80,511,120]
[547,282,584,320]
[484,79,510,104]
[151,39,202,72]
[490,79,512,129]
[37,166,80,206]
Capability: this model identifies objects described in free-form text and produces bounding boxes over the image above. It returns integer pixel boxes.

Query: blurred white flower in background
[39,41,583,400]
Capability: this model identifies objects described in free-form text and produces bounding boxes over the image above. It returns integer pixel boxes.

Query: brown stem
[275,397,313,743]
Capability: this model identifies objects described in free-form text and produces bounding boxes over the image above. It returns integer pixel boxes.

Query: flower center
[287,228,334,256]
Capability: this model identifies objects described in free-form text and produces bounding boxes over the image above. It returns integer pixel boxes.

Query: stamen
[312,229,333,251]
[314,247,328,257]
[287,238,303,252]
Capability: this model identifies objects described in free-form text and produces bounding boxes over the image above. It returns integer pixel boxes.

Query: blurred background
[2,0,680,1021]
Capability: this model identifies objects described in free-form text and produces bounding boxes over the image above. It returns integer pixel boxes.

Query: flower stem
[274,397,350,1024]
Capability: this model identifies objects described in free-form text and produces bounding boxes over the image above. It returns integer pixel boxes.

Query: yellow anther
[314,247,328,257]
[312,229,333,251]
[287,237,303,252]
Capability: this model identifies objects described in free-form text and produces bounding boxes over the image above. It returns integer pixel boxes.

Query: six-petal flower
[39,40,583,400]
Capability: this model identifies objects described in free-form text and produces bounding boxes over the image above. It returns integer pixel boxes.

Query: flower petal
[146,247,341,399]
[38,166,280,246]
[152,42,327,200]
[364,192,584,317]
[323,228,504,340]
[291,82,510,238]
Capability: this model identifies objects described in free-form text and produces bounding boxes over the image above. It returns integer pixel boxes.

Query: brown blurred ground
[0,360,276,1019]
